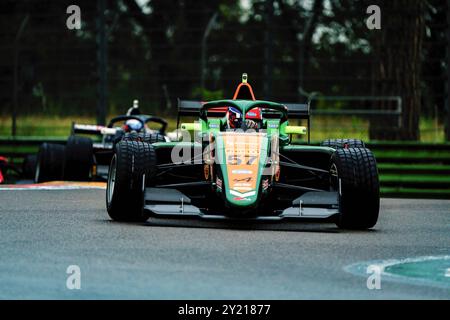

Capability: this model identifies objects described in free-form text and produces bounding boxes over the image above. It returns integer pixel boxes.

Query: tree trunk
[370,0,424,140]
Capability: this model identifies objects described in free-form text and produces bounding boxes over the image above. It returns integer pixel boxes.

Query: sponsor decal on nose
[232,169,252,174]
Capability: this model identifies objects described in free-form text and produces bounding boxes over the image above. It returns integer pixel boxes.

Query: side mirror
[285,126,307,135]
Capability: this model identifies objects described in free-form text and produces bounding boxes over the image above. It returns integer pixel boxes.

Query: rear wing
[177,99,311,143]
[177,99,228,129]
[285,102,311,143]
[178,99,310,119]
[284,103,310,120]
[177,99,204,116]
[262,102,310,143]
[178,100,229,118]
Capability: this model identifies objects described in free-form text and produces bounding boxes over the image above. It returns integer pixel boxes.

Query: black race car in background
[34,102,170,182]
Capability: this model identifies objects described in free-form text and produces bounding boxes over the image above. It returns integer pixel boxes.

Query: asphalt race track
[0,189,449,299]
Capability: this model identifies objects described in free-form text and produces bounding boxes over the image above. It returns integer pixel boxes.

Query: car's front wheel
[331,147,380,230]
[106,140,156,222]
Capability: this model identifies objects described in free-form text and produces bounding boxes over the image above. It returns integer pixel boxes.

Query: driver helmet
[226,107,243,129]
[123,119,143,132]
[245,108,262,121]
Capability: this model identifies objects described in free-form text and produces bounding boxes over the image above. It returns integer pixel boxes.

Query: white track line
[0,186,106,191]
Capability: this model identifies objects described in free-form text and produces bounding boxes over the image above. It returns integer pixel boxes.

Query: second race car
[34,100,170,182]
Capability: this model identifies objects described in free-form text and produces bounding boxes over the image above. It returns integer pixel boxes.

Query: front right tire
[106,140,156,222]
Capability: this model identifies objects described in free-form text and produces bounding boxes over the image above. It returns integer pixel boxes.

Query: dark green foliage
[0,0,447,141]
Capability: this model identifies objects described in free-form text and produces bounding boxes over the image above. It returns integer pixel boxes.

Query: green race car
[106,75,380,230]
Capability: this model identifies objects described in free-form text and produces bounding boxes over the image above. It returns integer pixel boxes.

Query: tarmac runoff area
[0,182,448,299]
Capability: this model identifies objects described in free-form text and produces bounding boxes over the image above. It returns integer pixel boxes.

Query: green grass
[1,115,446,143]
[0,116,96,137]
[0,115,179,137]
[419,117,445,142]
[307,116,446,143]
[0,145,38,154]
[0,115,367,140]
[307,116,369,142]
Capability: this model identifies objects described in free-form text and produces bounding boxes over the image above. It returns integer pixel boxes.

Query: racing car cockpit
[226,106,263,130]
[176,73,310,142]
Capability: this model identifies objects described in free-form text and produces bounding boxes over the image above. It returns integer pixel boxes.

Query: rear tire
[35,143,65,183]
[331,148,380,230]
[63,136,93,181]
[321,139,365,149]
[106,140,156,222]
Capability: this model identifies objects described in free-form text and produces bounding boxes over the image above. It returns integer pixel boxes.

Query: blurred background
[0,0,450,197]
[0,0,449,141]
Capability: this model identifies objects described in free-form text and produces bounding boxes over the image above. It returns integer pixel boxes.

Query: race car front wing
[143,187,339,221]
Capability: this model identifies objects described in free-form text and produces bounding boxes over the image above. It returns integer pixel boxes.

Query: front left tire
[106,140,156,222]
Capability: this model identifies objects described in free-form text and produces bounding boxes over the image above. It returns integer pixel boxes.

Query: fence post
[12,15,29,137]
[263,0,274,100]
[200,12,218,93]
[96,0,107,126]
[446,0,450,141]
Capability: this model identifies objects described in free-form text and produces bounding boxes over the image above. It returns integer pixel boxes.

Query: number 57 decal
[228,155,258,165]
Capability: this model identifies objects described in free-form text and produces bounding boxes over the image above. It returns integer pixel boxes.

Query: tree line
[0,0,447,140]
